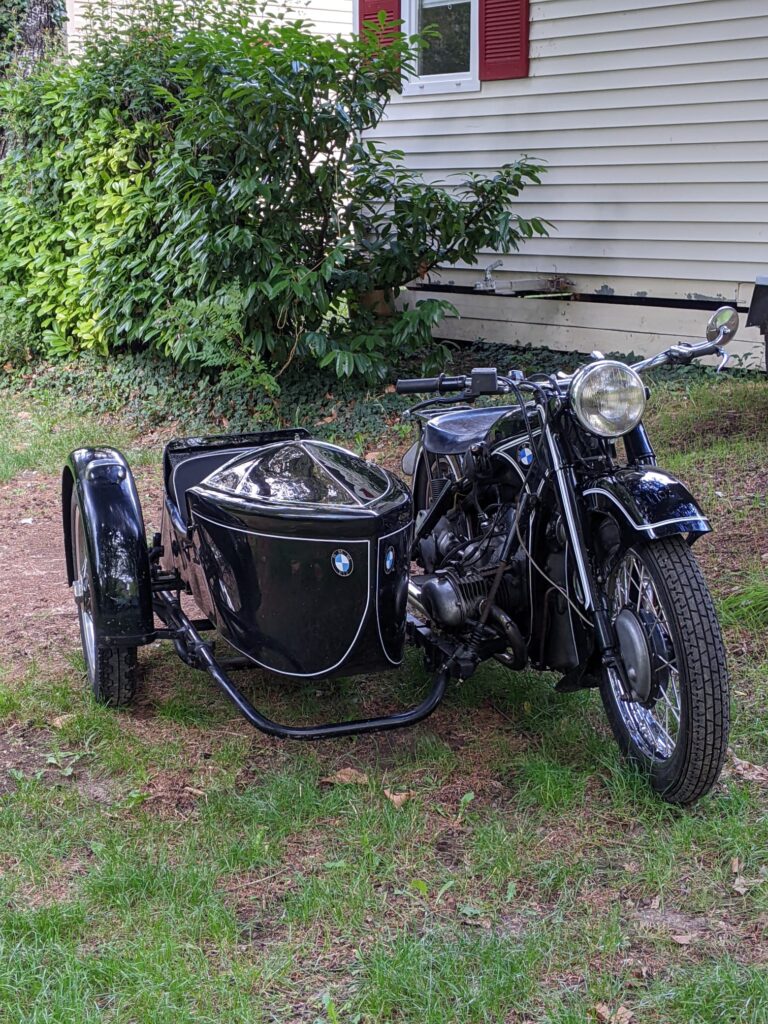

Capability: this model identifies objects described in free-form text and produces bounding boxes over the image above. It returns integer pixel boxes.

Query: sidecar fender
[582,468,711,543]
[401,441,419,477]
[62,448,154,646]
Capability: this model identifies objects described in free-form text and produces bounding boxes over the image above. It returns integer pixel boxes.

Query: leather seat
[421,407,514,456]
[170,448,249,523]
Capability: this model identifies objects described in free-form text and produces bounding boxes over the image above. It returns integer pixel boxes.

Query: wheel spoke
[659,686,681,725]
[608,548,684,762]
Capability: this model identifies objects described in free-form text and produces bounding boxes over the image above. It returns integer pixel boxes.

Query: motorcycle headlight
[570,361,646,438]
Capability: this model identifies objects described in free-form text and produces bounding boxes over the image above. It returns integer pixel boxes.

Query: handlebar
[394,308,738,397]
[631,333,726,373]
[395,374,466,395]
[396,367,500,396]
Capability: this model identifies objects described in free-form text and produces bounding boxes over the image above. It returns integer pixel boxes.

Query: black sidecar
[161,431,412,678]
[62,430,449,739]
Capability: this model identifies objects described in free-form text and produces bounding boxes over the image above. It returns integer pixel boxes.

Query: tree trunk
[0,0,63,157]
[14,0,63,72]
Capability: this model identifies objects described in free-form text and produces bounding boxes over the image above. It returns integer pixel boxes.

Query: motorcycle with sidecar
[63,306,741,804]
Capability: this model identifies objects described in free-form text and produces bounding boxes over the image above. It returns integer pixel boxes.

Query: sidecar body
[160,430,413,678]
[63,430,454,740]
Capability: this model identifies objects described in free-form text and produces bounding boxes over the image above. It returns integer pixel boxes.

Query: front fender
[582,467,711,543]
[62,448,154,645]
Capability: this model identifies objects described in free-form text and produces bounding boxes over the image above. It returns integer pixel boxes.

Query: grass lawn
[0,369,766,1023]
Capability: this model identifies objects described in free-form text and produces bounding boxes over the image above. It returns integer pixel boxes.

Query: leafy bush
[0,0,26,70]
[0,298,40,366]
[0,0,546,384]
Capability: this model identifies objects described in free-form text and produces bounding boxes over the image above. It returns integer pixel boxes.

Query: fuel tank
[184,439,413,679]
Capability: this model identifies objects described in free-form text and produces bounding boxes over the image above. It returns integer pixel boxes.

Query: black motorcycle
[63,307,739,805]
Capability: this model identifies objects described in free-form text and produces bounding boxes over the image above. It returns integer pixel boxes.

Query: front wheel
[600,537,729,805]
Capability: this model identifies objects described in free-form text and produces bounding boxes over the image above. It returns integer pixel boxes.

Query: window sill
[399,77,481,98]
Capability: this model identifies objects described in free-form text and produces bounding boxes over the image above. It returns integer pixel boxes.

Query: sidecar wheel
[71,493,138,707]
[599,536,729,805]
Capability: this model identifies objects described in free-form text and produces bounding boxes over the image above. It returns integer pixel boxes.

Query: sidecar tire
[599,536,729,806]
[70,492,138,708]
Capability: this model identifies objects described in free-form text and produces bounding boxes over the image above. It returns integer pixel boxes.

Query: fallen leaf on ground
[51,714,74,729]
[320,768,369,786]
[383,788,415,808]
[671,933,695,945]
[730,755,768,785]
[595,1004,633,1023]
[733,876,754,895]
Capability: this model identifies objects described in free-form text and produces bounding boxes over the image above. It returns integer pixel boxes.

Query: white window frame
[400,0,480,97]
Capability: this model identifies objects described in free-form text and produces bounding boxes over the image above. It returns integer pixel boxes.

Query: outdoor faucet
[474,260,504,292]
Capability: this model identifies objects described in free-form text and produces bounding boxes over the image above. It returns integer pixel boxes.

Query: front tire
[600,537,729,805]
[71,493,138,707]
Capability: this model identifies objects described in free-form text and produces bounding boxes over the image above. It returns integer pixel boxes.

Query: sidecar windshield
[202,440,390,508]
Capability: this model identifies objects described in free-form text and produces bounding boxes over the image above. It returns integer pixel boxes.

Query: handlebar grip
[395,375,466,395]
[395,377,440,394]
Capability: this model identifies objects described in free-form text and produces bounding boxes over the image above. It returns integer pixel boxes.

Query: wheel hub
[615,607,653,701]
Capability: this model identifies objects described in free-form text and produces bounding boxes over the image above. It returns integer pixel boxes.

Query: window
[358,0,529,96]
[409,0,478,94]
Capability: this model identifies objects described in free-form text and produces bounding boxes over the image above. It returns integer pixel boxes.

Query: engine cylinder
[419,570,490,629]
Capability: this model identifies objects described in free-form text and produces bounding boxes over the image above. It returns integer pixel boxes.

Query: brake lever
[401,390,475,420]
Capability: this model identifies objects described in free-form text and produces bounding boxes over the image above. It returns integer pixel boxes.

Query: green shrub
[0,0,546,385]
[0,0,26,71]
[0,298,40,366]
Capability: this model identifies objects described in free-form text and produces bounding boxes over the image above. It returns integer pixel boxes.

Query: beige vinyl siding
[65,0,353,46]
[377,0,768,303]
[295,0,353,34]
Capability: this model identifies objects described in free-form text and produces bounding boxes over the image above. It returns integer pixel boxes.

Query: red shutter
[359,0,401,46]
[479,0,529,80]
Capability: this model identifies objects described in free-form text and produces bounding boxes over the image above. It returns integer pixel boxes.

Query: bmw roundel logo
[332,549,354,577]
[384,545,396,574]
[518,445,534,467]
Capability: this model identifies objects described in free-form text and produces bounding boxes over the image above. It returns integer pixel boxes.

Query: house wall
[65,0,353,46]
[289,0,353,35]
[377,0,768,300]
[374,0,767,364]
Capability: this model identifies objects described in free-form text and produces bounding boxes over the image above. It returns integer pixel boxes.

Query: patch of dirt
[0,464,163,671]
[0,721,58,794]
[7,849,95,910]
[140,768,207,818]
[686,462,768,588]
[626,901,768,965]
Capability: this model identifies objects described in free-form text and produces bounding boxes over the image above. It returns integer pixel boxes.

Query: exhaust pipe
[407,578,429,619]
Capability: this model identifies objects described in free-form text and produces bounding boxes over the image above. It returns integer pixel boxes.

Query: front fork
[542,416,635,698]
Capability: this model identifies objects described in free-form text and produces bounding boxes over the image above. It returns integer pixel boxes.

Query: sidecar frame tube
[154,591,450,740]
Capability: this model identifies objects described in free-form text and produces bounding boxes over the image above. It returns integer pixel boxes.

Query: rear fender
[62,448,154,645]
[582,468,711,544]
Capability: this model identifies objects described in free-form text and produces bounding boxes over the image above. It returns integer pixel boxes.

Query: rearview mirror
[706,306,739,343]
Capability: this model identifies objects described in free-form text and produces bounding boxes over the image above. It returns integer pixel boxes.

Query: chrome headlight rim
[570,360,646,438]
